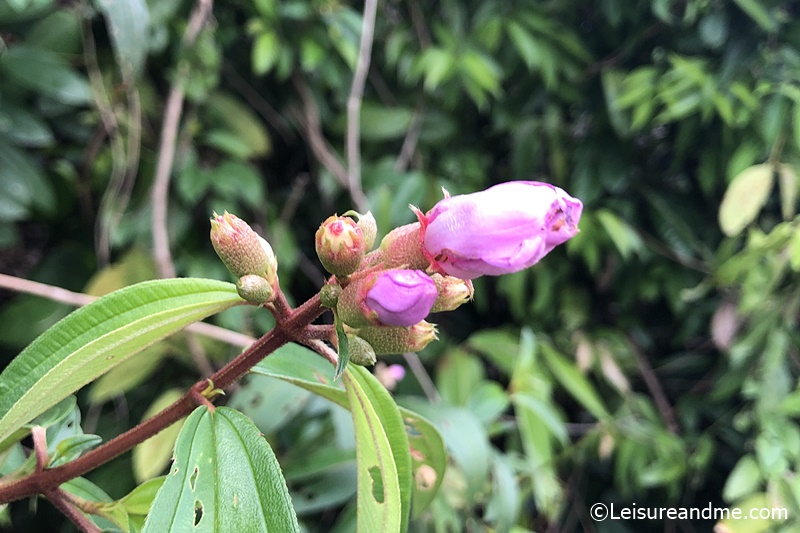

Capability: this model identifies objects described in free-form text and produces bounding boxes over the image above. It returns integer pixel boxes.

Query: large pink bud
[419,181,582,279]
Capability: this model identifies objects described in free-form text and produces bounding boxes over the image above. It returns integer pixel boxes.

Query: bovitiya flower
[338,269,438,328]
[417,181,583,279]
[315,215,366,277]
[210,211,278,289]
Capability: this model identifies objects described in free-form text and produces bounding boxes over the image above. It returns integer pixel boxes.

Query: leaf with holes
[0,278,243,447]
[348,365,412,532]
[343,367,403,532]
[251,343,446,516]
[142,406,299,532]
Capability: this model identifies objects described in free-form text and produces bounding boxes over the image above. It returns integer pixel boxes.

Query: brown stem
[44,489,101,533]
[0,294,324,504]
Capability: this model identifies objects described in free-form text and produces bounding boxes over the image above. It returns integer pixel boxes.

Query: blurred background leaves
[1,0,800,531]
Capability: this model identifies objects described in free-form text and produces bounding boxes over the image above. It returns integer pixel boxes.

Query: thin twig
[222,61,295,144]
[345,0,377,212]
[394,103,424,172]
[304,339,338,367]
[152,0,214,279]
[44,489,101,533]
[630,336,679,433]
[402,352,439,402]
[32,427,48,472]
[291,76,349,186]
[0,273,255,347]
[82,19,127,267]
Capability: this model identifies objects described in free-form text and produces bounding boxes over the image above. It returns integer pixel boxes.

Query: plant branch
[630,336,679,433]
[290,75,349,187]
[152,0,214,279]
[0,273,256,347]
[345,0,377,212]
[0,293,324,504]
[44,489,101,533]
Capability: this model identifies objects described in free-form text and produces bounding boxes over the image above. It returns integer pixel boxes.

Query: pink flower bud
[338,269,438,328]
[375,363,406,390]
[315,215,366,277]
[210,212,278,286]
[419,181,583,279]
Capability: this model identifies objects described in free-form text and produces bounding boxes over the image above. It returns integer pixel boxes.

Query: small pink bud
[354,321,438,355]
[315,215,366,277]
[338,269,438,328]
[418,181,583,279]
[375,363,406,390]
[430,273,473,312]
[210,212,278,287]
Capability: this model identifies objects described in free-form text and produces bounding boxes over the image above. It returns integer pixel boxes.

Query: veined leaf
[142,406,299,532]
[251,344,446,516]
[348,366,412,532]
[0,278,243,446]
[343,368,403,533]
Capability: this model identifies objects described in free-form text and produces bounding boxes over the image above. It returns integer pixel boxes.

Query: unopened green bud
[379,222,428,270]
[357,211,377,250]
[210,212,278,287]
[320,283,342,308]
[236,274,274,304]
[347,334,377,366]
[315,215,366,277]
[430,273,473,312]
[354,321,438,355]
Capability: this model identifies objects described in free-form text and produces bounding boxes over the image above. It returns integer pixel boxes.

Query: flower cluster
[315,181,582,359]
[212,181,582,364]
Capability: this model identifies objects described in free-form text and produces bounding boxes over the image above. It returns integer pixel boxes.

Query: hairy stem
[0,293,323,504]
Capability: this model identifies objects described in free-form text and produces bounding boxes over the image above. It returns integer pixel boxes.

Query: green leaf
[0,46,92,105]
[119,476,167,515]
[596,208,644,259]
[89,344,168,405]
[348,366,412,532]
[335,314,349,381]
[400,399,488,500]
[207,92,271,158]
[778,165,798,220]
[251,343,446,515]
[343,369,403,533]
[719,164,775,237]
[359,104,415,141]
[228,373,312,435]
[96,0,151,77]
[0,140,56,220]
[143,406,300,532]
[732,0,777,32]
[61,477,129,531]
[133,389,186,482]
[0,278,243,446]
[436,349,485,406]
[539,343,609,420]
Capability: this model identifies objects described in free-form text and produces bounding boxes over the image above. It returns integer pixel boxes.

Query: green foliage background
[1,0,800,531]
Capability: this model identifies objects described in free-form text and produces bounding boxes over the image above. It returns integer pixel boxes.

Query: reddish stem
[0,292,324,505]
[44,489,101,533]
